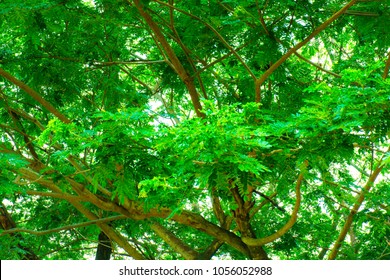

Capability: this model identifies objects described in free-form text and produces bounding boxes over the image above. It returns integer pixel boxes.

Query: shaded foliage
[0,0,389,260]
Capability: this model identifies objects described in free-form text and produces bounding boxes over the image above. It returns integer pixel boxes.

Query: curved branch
[18,167,251,257]
[242,160,308,246]
[16,167,146,259]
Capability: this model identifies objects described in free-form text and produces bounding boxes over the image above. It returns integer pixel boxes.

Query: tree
[0,0,389,260]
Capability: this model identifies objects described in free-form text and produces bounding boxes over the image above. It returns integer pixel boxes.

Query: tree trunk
[95,231,112,260]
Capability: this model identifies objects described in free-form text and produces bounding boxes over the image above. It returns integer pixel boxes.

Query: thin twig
[0,215,127,236]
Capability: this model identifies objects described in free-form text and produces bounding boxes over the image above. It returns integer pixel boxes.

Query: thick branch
[196,239,224,260]
[154,0,256,80]
[16,167,146,259]
[17,167,251,257]
[132,0,205,118]
[211,187,226,226]
[150,222,199,259]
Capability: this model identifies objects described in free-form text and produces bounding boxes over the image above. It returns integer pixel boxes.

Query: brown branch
[131,0,205,118]
[16,167,146,259]
[21,165,254,258]
[192,41,252,78]
[255,0,358,103]
[0,215,127,237]
[150,222,199,259]
[0,68,71,124]
[344,10,379,16]
[17,165,251,257]
[242,160,308,246]
[25,168,254,257]
[119,65,154,93]
[8,107,45,131]
[64,176,130,217]
[153,0,256,80]
[250,191,278,219]
[257,1,270,36]
[166,0,208,99]
[67,155,113,198]
[211,188,227,226]
[0,202,17,229]
[197,239,224,260]
[0,202,40,259]
[327,150,388,260]
[9,110,40,162]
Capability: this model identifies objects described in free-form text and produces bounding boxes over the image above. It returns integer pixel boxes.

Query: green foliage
[0,0,389,260]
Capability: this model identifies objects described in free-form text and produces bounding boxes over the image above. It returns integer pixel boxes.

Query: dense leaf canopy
[0,0,389,260]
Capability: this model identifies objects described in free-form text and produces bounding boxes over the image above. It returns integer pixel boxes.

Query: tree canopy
[0,0,389,260]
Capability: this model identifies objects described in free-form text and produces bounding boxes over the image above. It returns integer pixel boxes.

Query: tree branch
[0,215,127,237]
[252,190,286,213]
[18,167,252,257]
[16,190,84,202]
[0,68,71,124]
[153,0,256,80]
[150,222,199,259]
[242,160,308,246]
[16,167,146,259]
[131,0,205,118]
[327,150,388,259]
[255,0,358,103]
